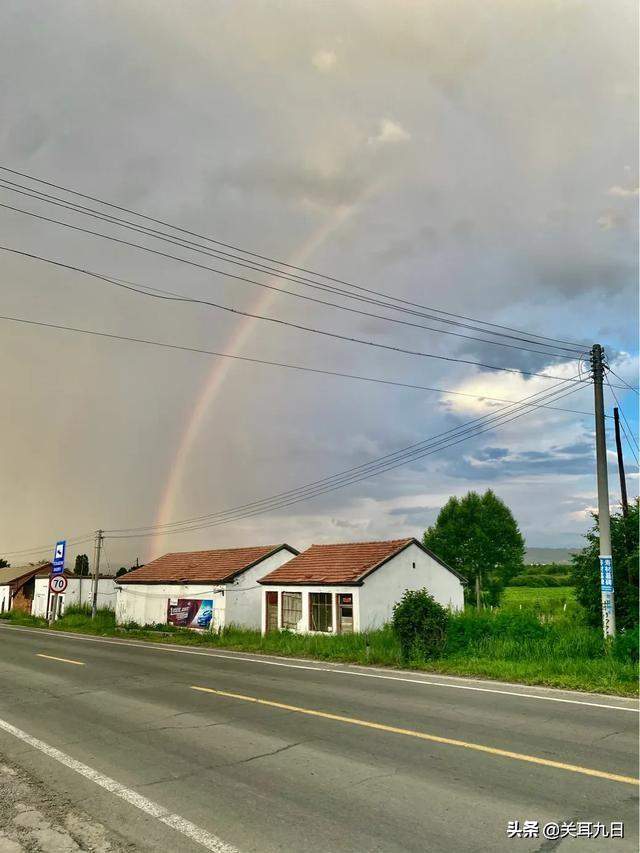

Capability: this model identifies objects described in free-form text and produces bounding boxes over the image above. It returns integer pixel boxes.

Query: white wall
[0,585,11,613]
[115,582,226,628]
[115,548,296,630]
[31,577,117,618]
[225,548,295,629]
[260,585,360,634]
[358,542,464,629]
[262,544,464,635]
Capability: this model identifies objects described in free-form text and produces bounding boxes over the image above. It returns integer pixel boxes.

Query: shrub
[392,589,449,662]
[612,626,639,663]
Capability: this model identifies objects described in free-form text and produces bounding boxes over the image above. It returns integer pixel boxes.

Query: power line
[607,366,639,397]
[0,312,596,415]
[2,382,588,556]
[0,534,94,559]
[0,251,590,381]
[106,383,587,540]
[605,377,639,452]
[0,165,588,353]
[0,243,576,361]
[0,199,584,365]
[105,380,587,538]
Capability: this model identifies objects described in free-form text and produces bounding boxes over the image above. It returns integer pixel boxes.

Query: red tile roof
[117,545,297,585]
[258,539,415,585]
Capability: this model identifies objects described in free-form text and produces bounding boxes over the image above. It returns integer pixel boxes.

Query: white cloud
[368,118,411,146]
[312,49,337,72]
[607,185,639,198]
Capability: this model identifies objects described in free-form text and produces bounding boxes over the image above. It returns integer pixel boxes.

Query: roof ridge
[308,537,414,547]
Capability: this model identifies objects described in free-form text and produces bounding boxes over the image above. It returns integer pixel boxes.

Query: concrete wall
[225,549,295,629]
[31,577,117,618]
[358,542,464,629]
[260,585,361,634]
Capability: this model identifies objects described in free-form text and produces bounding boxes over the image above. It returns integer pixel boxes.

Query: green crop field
[503,585,577,613]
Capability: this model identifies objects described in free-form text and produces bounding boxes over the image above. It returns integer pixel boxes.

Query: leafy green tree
[116,567,128,577]
[423,490,525,608]
[74,554,90,576]
[571,500,638,631]
[0,558,9,569]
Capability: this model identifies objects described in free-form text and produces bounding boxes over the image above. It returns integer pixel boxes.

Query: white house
[0,563,52,614]
[115,544,298,630]
[258,538,465,635]
[31,572,117,619]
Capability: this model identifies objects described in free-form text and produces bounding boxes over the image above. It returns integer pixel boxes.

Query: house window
[309,592,333,632]
[282,592,302,630]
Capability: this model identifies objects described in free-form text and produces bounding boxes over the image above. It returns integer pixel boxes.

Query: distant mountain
[525,547,578,565]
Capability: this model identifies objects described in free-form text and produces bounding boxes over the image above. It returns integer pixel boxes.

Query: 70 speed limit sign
[49,575,68,594]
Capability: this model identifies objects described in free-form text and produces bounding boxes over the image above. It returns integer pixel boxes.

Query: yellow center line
[191,685,638,787]
[36,653,85,667]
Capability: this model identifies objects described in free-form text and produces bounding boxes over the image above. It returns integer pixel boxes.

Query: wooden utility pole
[590,345,616,638]
[613,408,629,517]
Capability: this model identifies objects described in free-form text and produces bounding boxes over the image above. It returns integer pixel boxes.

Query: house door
[265,591,279,632]
[337,593,353,634]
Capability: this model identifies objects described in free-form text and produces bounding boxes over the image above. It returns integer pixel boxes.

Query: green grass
[1,596,637,697]
[502,585,578,615]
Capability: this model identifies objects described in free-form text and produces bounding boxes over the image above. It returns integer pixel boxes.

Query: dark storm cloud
[0,0,637,562]
[444,439,594,481]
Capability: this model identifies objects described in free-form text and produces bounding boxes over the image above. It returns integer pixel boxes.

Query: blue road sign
[52,539,66,575]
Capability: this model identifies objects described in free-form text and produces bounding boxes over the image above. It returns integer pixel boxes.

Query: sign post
[49,540,67,624]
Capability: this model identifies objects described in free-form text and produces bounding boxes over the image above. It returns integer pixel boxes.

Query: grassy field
[502,585,578,615]
[2,596,637,697]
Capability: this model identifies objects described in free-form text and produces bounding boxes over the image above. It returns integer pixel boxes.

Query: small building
[0,563,52,614]
[115,544,298,630]
[31,571,117,619]
[258,538,465,634]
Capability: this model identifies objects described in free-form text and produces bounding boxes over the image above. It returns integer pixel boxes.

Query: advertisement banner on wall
[167,599,213,630]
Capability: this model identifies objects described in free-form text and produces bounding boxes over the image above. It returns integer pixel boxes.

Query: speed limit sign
[49,575,68,594]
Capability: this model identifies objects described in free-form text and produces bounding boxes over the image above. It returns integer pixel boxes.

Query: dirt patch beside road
[0,761,131,852]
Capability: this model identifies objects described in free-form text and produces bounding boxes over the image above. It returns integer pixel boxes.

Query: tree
[0,558,9,569]
[423,490,525,608]
[571,500,638,631]
[74,554,90,576]
[116,567,128,577]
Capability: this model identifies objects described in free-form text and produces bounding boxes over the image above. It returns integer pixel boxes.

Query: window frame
[309,591,333,632]
[281,591,302,630]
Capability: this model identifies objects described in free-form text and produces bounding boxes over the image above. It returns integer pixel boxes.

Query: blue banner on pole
[599,555,613,593]
[52,540,66,575]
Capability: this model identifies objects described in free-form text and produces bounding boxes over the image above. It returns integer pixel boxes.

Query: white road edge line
[0,716,239,853]
[1,624,637,713]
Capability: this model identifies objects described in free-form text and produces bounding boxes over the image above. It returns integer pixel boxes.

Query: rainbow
[149,192,378,559]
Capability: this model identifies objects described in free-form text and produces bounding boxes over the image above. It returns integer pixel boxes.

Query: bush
[392,589,449,662]
[612,626,639,663]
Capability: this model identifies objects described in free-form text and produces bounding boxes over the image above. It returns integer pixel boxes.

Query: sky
[1,0,638,570]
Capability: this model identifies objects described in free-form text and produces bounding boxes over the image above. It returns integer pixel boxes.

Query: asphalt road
[0,624,637,853]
